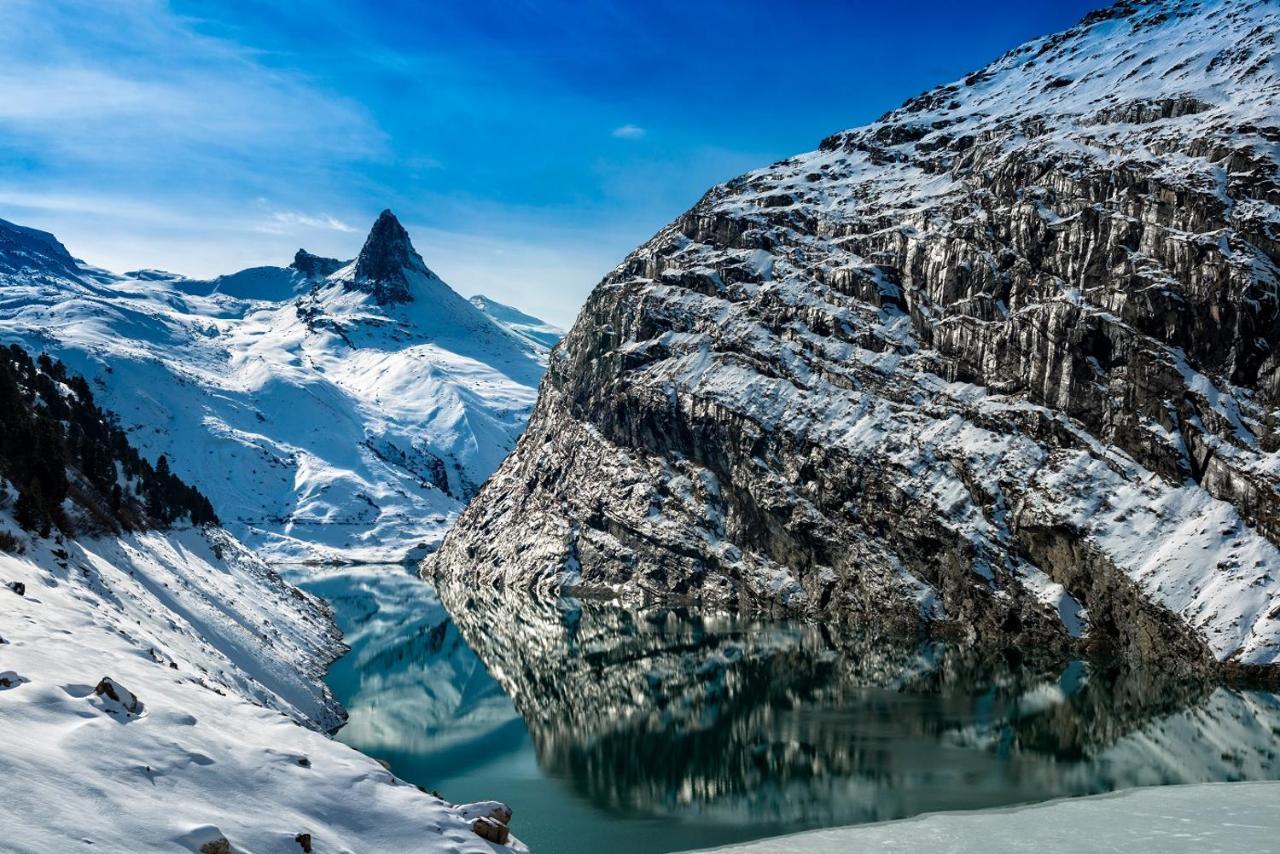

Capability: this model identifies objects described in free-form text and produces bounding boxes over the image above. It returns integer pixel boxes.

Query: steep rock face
[0,218,84,280]
[343,209,432,304]
[291,249,345,280]
[431,0,1280,673]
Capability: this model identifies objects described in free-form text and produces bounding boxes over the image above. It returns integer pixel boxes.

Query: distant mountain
[470,295,564,349]
[430,0,1280,678]
[0,210,557,562]
[0,218,84,280]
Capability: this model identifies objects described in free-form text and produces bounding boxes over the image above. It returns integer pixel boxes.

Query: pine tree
[14,478,48,536]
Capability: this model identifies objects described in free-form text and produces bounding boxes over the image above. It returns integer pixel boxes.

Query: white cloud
[611,124,646,139]
[259,211,356,234]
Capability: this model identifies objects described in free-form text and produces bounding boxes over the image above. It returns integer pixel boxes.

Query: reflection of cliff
[437,578,1280,826]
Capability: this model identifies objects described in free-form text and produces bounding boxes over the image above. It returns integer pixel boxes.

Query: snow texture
[686,781,1280,854]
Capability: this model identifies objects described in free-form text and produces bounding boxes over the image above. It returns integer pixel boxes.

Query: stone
[199,838,230,854]
[8,581,24,596]
[294,832,312,853]
[94,677,141,714]
[471,816,510,845]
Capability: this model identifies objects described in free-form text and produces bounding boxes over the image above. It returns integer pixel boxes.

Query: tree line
[0,344,218,538]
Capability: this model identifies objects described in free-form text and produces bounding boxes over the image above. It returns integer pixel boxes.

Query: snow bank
[687,782,1280,854]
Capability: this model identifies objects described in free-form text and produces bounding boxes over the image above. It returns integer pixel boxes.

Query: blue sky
[0,0,1098,326]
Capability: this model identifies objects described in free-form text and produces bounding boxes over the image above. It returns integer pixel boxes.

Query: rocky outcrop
[343,209,431,304]
[0,217,84,280]
[429,0,1280,673]
[290,249,345,280]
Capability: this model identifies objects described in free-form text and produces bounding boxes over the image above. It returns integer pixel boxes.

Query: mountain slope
[430,0,1280,675]
[470,295,565,349]
[0,211,555,562]
[0,350,523,851]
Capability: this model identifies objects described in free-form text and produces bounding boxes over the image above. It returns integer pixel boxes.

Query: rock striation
[430,0,1280,675]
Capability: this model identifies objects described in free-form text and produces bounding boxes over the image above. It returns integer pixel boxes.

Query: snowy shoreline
[686,781,1280,854]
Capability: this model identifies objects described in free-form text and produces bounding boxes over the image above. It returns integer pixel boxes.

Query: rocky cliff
[429,0,1280,675]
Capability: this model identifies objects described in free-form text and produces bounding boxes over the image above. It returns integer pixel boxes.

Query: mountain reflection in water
[294,565,1280,854]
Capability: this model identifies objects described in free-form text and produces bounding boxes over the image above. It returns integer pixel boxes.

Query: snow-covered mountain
[470,295,565,349]
[0,209,555,563]
[430,0,1280,678]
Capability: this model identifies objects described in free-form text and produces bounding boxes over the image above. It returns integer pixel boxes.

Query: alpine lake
[287,563,1280,854]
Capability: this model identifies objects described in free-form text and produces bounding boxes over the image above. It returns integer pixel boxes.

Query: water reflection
[297,565,1280,854]
[436,579,1280,828]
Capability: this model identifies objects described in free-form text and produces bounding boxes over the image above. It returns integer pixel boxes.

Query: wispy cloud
[611,124,646,140]
[0,0,379,189]
[259,211,356,234]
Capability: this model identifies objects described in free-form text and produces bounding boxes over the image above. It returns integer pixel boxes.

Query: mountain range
[0,209,560,563]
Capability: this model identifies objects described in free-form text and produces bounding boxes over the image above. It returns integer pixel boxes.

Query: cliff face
[429,0,1280,673]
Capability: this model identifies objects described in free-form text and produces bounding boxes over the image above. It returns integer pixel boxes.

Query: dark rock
[8,581,24,596]
[344,210,432,305]
[199,838,230,854]
[290,249,344,280]
[294,832,312,853]
[94,677,142,714]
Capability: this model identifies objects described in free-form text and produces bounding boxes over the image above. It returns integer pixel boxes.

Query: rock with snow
[429,0,1280,676]
[94,677,143,716]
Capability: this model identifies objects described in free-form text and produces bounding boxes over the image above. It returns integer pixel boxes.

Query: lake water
[291,563,1280,854]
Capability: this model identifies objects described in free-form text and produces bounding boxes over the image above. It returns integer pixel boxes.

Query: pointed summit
[344,209,431,304]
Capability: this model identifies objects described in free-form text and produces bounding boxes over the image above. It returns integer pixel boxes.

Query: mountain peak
[345,209,431,304]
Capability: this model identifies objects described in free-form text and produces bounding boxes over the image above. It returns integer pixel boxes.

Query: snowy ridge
[0,211,554,563]
[470,295,565,350]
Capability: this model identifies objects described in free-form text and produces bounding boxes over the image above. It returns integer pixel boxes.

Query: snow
[684,781,1280,854]
[470,294,565,350]
[0,519,525,852]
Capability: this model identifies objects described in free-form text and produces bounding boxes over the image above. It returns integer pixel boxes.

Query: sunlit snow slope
[0,210,559,563]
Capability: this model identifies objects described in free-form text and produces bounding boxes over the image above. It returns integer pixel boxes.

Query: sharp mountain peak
[342,209,434,304]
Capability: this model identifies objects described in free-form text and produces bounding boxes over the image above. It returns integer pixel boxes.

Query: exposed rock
[458,801,513,826]
[471,816,510,845]
[289,249,345,280]
[94,677,142,715]
[343,210,429,305]
[294,832,312,853]
[0,218,83,280]
[0,671,26,689]
[198,838,230,854]
[430,0,1280,675]
[8,581,24,596]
